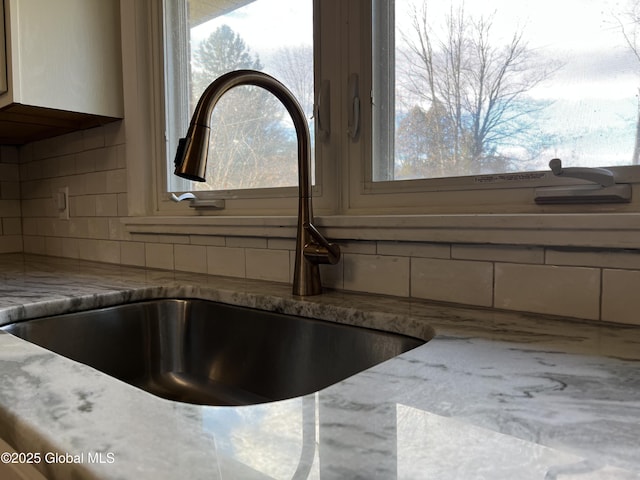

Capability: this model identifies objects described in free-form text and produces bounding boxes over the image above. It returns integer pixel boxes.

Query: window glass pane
[375,0,640,181]
[167,0,313,192]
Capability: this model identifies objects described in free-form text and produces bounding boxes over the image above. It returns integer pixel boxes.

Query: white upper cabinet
[0,0,123,144]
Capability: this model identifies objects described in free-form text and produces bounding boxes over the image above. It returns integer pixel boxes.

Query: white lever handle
[549,159,615,187]
[171,192,196,202]
[348,73,360,139]
[170,192,224,210]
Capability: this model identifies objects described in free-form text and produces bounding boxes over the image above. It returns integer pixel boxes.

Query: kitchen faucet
[173,69,340,296]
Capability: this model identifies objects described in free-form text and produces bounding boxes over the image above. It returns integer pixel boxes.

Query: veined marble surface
[0,254,639,479]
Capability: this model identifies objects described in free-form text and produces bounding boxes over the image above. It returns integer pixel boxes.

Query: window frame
[151,0,640,219]
[156,0,335,217]
[347,0,640,215]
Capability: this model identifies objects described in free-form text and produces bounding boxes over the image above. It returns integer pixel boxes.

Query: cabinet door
[0,0,7,94]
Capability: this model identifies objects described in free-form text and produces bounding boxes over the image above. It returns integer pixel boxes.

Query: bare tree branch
[398,1,557,175]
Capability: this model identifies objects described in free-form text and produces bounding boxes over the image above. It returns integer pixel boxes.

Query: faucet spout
[174,69,340,296]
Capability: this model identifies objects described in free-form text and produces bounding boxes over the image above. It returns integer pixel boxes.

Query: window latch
[170,193,225,210]
[534,158,631,204]
[347,73,360,140]
[549,158,615,187]
[315,80,330,142]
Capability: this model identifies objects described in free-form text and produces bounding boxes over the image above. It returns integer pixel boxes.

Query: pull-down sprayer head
[172,69,340,296]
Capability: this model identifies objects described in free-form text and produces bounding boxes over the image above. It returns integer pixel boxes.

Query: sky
[190,0,312,55]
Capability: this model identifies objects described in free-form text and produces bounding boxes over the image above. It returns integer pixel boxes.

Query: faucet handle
[303,222,341,265]
[304,242,341,265]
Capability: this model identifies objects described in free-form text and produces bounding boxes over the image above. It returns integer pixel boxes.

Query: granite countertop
[0,254,639,479]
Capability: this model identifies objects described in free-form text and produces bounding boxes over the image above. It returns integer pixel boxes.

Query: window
[163,0,316,211]
[160,0,640,216]
[377,0,640,179]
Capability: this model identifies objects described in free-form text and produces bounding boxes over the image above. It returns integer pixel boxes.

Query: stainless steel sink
[1,299,427,406]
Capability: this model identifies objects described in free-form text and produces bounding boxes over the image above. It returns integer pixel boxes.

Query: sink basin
[1,299,427,406]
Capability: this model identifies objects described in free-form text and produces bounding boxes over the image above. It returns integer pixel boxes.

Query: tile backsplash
[9,125,640,326]
[0,146,22,254]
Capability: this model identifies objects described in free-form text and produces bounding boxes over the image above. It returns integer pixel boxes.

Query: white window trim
[120,0,640,249]
[122,212,640,249]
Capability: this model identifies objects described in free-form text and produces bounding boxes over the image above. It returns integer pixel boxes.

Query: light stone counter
[0,254,638,479]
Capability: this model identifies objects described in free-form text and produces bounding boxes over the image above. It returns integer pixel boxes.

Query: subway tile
[343,254,410,297]
[226,236,268,249]
[69,218,90,238]
[76,239,97,261]
[95,194,119,217]
[23,236,46,255]
[71,195,97,217]
[320,261,344,290]
[104,121,126,146]
[68,176,87,197]
[50,219,70,238]
[35,218,55,236]
[190,235,225,247]
[115,144,127,169]
[21,218,39,236]
[61,238,80,259]
[120,242,145,267]
[287,250,295,283]
[0,182,20,200]
[207,246,246,278]
[108,218,128,241]
[44,237,64,257]
[82,126,106,150]
[16,199,37,218]
[2,218,22,236]
[602,269,640,325]
[453,244,544,264]
[76,149,99,173]
[267,237,296,250]
[0,235,23,253]
[98,240,122,263]
[32,131,84,159]
[0,164,20,182]
[0,200,22,218]
[377,241,450,259]
[20,181,43,201]
[339,240,377,255]
[117,193,129,216]
[174,244,207,274]
[56,154,77,177]
[78,239,120,264]
[411,257,493,307]
[245,248,289,283]
[18,154,31,176]
[495,263,600,320]
[145,243,174,270]
[106,169,127,193]
[153,234,190,245]
[97,145,120,171]
[130,233,157,243]
[84,171,108,194]
[87,218,110,239]
[0,146,20,164]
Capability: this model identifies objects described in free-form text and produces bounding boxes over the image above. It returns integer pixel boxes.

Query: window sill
[121,213,640,249]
